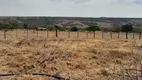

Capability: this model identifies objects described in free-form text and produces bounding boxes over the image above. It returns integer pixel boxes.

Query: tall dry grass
[0,36,141,80]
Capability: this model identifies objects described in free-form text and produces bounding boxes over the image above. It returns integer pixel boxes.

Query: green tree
[0,22,18,30]
[9,22,18,30]
[86,25,100,31]
[121,24,133,39]
[86,25,100,38]
[0,23,8,30]
[23,24,28,29]
[70,26,79,31]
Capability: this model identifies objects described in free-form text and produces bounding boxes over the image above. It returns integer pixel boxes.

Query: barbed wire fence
[0,29,141,40]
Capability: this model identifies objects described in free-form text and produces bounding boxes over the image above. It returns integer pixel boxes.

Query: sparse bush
[43,25,66,31]
[113,23,121,32]
[30,25,38,30]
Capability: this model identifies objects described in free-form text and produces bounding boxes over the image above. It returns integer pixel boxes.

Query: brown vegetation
[0,37,141,80]
[0,30,141,80]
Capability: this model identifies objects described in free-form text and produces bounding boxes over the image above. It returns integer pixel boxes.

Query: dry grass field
[0,30,141,80]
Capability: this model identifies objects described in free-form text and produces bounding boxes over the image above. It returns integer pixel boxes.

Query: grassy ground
[0,30,141,80]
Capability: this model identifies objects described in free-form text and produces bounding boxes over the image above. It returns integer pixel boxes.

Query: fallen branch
[0,73,70,80]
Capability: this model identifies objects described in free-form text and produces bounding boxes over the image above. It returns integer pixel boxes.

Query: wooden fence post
[141,68,142,78]
[16,29,18,38]
[24,29,26,34]
[93,31,96,38]
[55,30,58,38]
[68,30,70,38]
[136,69,138,80]
[4,29,7,39]
[46,29,48,38]
[27,29,28,37]
[110,32,112,39]
[133,32,135,39]
[139,32,141,39]
[77,31,79,38]
[86,31,88,39]
[122,71,125,80]
[102,31,104,39]
[126,32,128,39]
[37,30,38,37]
[118,32,120,39]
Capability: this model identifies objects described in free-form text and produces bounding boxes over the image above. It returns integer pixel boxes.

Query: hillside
[0,17,142,28]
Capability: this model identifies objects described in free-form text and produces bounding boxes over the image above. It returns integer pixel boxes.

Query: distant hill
[0,16,142,28]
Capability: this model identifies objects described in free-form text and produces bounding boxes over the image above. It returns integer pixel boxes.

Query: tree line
[0,22,142,39]
[0,22,142,33]
[0,22,18,30]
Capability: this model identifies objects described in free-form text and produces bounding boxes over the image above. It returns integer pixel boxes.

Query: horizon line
[0,16,142,18]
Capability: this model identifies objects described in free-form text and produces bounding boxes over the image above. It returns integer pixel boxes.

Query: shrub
[133,28,142,33]
[31,25,38,30]
[43,25,65,31]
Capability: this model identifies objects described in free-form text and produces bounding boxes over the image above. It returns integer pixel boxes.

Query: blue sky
[0,0,142,17]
